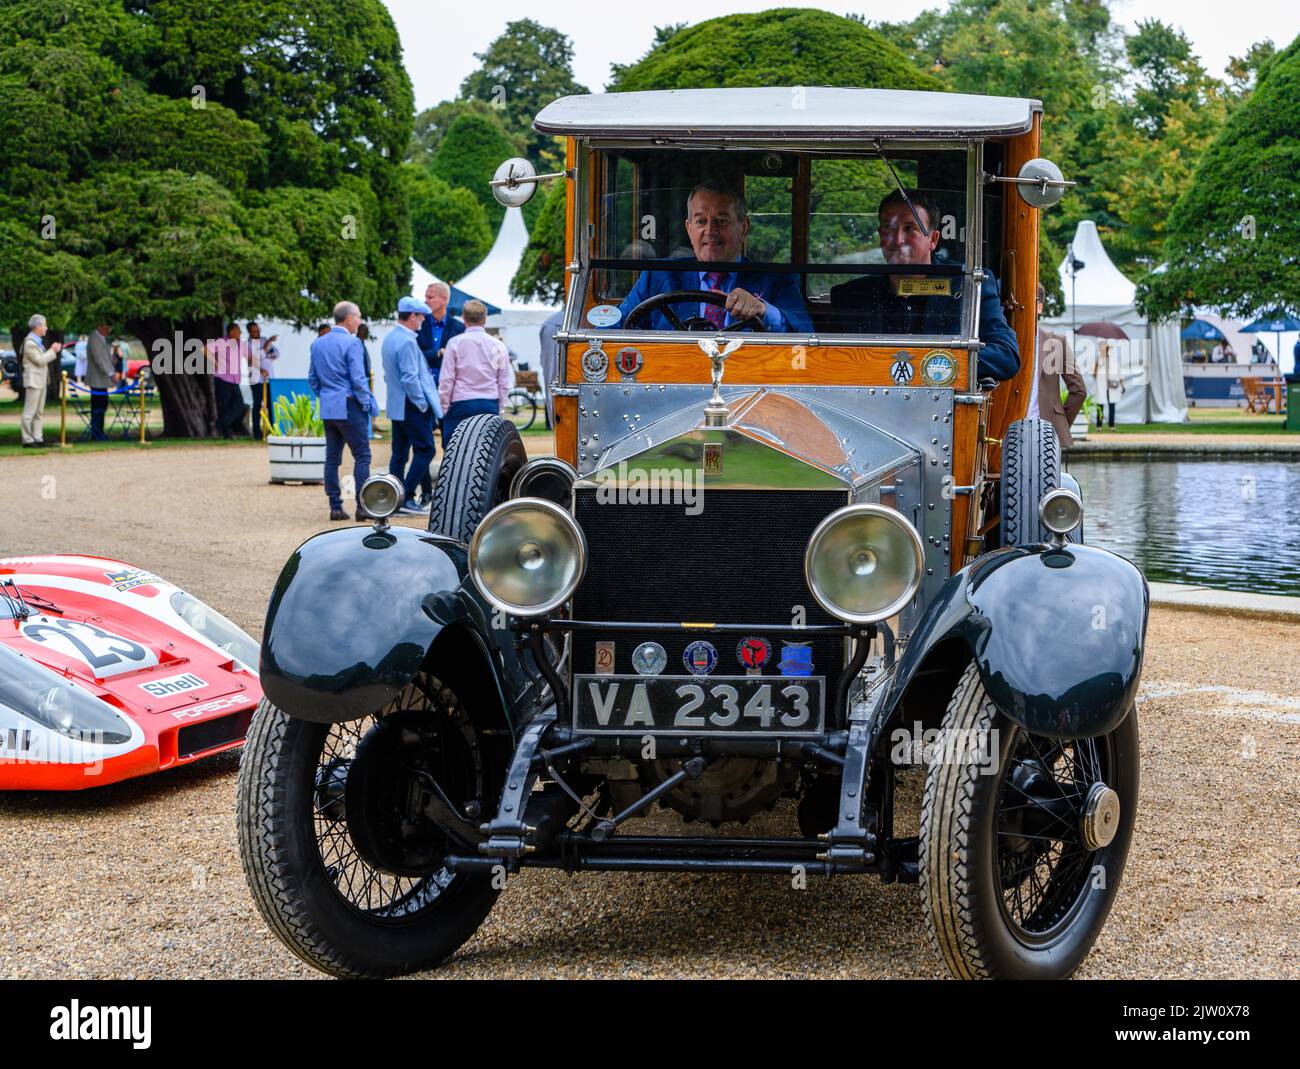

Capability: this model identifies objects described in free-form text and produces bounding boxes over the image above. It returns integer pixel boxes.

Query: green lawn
[0,390,552,458]
[1089,407,1291,435]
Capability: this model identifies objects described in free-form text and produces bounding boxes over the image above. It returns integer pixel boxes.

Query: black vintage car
[237,87,1146,980]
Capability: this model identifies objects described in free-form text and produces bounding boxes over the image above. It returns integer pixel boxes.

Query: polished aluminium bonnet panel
[575,384,954,627]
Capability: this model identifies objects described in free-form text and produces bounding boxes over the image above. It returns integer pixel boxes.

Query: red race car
[0,555,261,790]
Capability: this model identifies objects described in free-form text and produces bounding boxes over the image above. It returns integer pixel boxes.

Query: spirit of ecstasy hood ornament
[697,336,744,427]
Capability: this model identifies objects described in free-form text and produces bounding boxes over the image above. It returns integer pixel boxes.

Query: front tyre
[236,674,501,978]
[920,662,1138,979]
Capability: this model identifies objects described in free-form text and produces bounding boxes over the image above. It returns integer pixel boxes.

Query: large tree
[0,0,413,436]
[1137,34,1300,319]
[512,8,944,302]
[408,98,522,169]
[428,112,519,234]
[403,166,493,282]
[458,19,587,170]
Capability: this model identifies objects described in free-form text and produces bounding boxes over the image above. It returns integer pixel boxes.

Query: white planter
[267,435,326,484]
[1070,413,1089,441]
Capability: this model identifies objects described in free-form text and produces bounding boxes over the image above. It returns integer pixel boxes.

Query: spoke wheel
[993,729,1111,944]
[920,661,1138,979]
[311,676,481,919]
[237,673,504,978]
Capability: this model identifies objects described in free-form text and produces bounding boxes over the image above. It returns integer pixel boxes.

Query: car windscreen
[584,146,977,338]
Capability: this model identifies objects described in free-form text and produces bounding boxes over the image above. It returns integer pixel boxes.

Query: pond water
[1068,457,1300,597]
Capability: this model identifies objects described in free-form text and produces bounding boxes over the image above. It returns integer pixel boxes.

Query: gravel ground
[0,442,1296,979]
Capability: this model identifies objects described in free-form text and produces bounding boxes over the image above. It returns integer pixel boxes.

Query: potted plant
[1069,388,1096,441]
[267,393,326,483]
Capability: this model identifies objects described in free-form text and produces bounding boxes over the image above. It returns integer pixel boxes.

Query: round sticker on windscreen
[586,304,622,327]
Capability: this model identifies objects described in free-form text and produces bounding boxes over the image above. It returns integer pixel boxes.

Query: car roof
[534,87,1042,140]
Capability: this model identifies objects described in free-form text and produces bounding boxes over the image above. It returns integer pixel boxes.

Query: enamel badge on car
[581,347,609,383]
[921,349,958,387]
[682,640,718,676]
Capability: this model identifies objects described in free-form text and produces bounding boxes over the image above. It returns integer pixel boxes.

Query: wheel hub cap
[1080,782,1120,851]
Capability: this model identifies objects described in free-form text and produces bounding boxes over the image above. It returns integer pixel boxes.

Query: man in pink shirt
[209,323,249,438]
[437,299,511,447]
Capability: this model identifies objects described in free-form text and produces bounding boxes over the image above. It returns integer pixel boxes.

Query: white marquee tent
[450,206,559,371]
[1040,219,1187,424]
[252,206,557,417]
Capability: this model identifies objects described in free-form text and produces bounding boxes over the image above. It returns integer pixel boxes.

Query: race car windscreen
[585,146,979,337]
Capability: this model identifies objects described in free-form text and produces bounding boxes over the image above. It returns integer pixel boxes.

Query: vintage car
[238,87,1147,980]
[1,555,261,789]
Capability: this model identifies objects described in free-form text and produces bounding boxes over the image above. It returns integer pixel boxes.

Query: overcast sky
[386,0,1296,111]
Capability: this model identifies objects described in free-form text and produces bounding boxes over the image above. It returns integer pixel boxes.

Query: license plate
[573,674,824,735]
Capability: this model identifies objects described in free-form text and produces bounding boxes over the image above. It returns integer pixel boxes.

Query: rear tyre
[999,418,1060,546]
[428,414,526,542]
[920,662,1138,980]
[236,675,502,979]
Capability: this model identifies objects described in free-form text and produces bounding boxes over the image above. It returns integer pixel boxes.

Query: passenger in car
[617,180,812,333]
[830,189,1020,381]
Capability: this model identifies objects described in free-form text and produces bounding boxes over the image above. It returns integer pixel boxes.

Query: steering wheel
[622,289,768,332]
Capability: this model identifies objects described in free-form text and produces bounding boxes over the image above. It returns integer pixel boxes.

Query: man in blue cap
[382,296,443,516]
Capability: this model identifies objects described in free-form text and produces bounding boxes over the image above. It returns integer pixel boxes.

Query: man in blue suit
[414,281,465,505]
[617,180,811,333]
[383,296,443,516]
[308,300,380,522]
[830,189,1020,381]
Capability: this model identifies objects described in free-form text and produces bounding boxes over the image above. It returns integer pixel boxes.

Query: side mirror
[1014,158,1073,209]
[490,158,571,208]
[491,158,539,207]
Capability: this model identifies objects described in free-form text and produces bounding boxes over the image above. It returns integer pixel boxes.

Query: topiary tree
[607,8,943,92]
[403,166,493,282]
[1137,34,1300,319]
[429,112,519,234]
[511,8,944,301]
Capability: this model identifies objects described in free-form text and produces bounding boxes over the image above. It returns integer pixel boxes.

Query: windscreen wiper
[0,580,63,618]
[871,140,930,238]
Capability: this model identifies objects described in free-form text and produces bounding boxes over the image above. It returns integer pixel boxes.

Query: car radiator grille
[571,487,847,684]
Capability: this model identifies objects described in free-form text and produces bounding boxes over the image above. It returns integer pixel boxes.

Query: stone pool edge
[1148,581,1300,621]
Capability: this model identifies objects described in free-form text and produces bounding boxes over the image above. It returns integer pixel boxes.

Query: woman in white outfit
[1095,340,1125,428]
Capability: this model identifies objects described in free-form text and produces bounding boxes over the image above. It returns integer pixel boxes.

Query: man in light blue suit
[617,180,811,333]
[382,296,443,516]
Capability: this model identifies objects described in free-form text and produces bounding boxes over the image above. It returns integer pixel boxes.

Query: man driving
[617,180,812,333]
[831,189,1020,381]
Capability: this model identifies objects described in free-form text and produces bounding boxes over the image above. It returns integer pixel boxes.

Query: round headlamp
[1038,488,1083,537]
[469,498,586,617]
[358,474,406,521]
[804,504,925,624]
[510,457,576,508]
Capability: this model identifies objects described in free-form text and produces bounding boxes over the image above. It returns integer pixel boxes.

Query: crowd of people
[307,283,512,522]
[206,322,280,440]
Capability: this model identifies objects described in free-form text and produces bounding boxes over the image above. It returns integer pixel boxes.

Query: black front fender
[883,543,1149,738]
[260,525,519,724]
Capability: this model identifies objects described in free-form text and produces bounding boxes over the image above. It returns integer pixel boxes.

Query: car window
[585,146,974,338]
